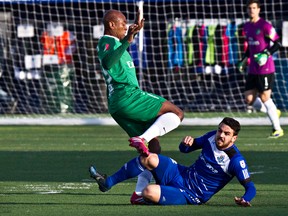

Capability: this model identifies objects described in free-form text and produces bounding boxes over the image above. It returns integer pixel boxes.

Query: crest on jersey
[216,155,225,163]
[256,29,261,35]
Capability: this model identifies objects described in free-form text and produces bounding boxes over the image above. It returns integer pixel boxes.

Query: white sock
[253,97,267,113]
[264,99,281,131]
[140,112,181,142]
[135,169,153,195]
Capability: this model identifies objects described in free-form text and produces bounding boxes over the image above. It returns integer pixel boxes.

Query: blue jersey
[177,130,255,204]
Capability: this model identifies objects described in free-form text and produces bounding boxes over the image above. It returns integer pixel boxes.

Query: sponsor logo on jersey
[240,160,246,168]
[127,61,135,68]
[200,154,218,173]
[248,37,260,46]
[242,168,250,179]
[104,44,110,51]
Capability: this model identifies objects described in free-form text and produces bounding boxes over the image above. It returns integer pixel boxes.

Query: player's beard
[216,137,229,150]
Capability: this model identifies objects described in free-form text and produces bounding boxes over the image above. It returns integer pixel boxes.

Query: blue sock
[105,157,145,188]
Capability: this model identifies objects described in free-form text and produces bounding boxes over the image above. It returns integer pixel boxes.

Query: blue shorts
[151,155,201,205]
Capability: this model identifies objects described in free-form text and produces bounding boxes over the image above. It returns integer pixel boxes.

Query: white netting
[0,0,287,118]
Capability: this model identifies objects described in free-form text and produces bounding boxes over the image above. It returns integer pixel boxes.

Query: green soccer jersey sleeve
[97,35,139,98]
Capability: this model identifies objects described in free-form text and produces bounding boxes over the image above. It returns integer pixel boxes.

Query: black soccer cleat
[89,165,110,192]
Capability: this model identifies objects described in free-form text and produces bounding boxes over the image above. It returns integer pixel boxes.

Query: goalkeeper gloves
[236,57,248,73]
[254,49,270,66]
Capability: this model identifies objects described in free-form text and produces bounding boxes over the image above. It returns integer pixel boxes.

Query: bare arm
[122,10,144,43]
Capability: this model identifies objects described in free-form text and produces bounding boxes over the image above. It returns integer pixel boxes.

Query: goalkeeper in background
[96,9,184,203]
[237,0,283,138]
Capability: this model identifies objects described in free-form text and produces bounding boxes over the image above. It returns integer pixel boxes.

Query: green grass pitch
[0,125,287,216]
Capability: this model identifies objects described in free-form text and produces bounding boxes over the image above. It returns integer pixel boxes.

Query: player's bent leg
[143,185,188,205]
[140,112,181,142]
[140,153,160,170]
[90,157,146,193]
[130,154,160,204]
[132,169,153,204]
[244,90,257,105]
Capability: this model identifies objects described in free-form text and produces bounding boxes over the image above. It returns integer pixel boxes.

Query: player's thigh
[142,184,188,205]
[257,73,275,92]
[159,185,188,205]
[259,89,272,102]
[245,74,257,91]
[244,89,257,104]
[152,155,185,187]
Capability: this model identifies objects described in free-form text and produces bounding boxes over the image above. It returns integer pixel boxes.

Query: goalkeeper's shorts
[245,73,275,92]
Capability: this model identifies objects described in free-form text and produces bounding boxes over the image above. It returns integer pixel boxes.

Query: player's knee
[177,109,184,121]
[245,97,253,105]
[160,101,184,121]
[142,185,159,203]
[173,104,184,121]
[140,153,159,170]
[148,138,161,154]
[142,186,153,200]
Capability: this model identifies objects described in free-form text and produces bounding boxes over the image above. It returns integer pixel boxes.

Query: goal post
[0,0,287,125]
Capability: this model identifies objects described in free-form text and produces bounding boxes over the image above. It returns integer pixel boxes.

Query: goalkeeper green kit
[97,35,166,136]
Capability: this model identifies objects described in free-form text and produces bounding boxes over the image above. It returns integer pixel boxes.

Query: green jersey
[97,35,140,113]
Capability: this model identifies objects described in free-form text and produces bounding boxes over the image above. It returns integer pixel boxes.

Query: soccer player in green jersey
[96,9,184,204]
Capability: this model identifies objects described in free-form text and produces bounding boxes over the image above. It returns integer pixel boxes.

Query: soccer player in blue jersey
[89,117,256,206]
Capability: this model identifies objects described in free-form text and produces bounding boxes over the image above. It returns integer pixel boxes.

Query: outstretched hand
[234,197,252,207]
[126,10,144,43]
[134,9,145,30]
[181,136,194,147]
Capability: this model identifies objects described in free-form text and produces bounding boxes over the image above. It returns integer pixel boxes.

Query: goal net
[0,0,287,125]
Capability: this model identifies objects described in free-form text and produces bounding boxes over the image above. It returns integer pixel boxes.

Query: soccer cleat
[268,129,284,139]
[130,192,146,205]
[128,137,150,156]
[89,165,110,192]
